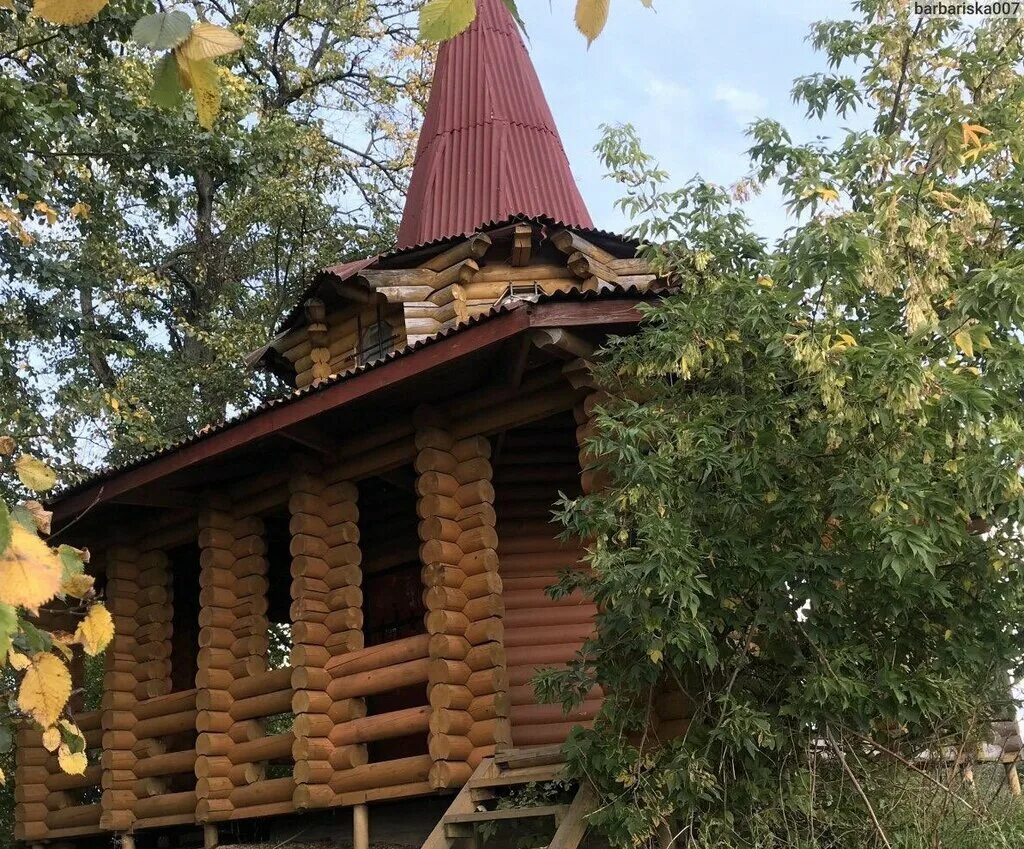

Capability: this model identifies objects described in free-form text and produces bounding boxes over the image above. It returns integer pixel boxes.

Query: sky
[521,0,854,242]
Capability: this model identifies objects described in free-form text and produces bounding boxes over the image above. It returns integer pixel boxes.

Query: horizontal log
[230,777,294,808]
[45,803,102,830]
[328,755,432,794]
[230,667,293,701]
[328,658,430,700]
[504,623,595,648]
[512,720,592,747]
[504,605,597,629]
[510,700,601,725]
[134,748,199,778]
[325,634,429,677]
[229,732,294,766]
[231,688,293,722]
[330,707,430,747]
[134,710,197,740]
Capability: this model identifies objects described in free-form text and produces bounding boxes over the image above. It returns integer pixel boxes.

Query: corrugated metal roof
[55,287,654,500]
[395,0,592,248]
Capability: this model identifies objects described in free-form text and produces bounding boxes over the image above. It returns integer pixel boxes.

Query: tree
[542,3,1024,845]
[1,0,428,474]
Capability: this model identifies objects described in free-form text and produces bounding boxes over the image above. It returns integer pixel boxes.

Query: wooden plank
[470,763,565,788]
[445,805,568,825]
[494,745,565,769]
[548,784,596,849]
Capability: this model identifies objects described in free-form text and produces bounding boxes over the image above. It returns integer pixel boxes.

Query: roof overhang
[51,296,646,530]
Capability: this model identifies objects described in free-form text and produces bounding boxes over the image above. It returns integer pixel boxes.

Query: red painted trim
[51,300,642,524]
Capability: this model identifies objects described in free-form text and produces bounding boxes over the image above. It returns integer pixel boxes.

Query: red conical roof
[396,0,593,249]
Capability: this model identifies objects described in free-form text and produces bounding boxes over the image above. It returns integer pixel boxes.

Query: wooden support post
[305,299,332,384]
[416,407,509,790]
[204,823,219,849]
[99,544,141,834]
[290,459,364,811]
[353,803,369,849]
[196,498,270,822]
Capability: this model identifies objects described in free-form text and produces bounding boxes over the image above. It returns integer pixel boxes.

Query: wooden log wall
[195,498,273,823]
[282,301,406,389]
[288,463,366,811]
[414,407,510,790]
[493,413,602,747]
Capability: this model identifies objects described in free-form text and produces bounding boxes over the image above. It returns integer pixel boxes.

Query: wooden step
[493,745,564,770]
[444,805,569,830]
[470,763,564,789]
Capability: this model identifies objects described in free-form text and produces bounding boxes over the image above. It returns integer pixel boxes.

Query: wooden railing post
[289,459,365,810]
[99,544,141,834]
[415,406,509,790]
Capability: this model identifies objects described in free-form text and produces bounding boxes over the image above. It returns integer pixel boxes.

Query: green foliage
[544,2,1024,846]
[1,0,429,481]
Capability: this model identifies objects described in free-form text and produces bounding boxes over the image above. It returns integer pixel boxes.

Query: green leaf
[0,603,16,662]
[0,500,9,557]
[10,504,36,532]
[502,0,527,35]
[15,619,52,655]
[133,11,193,51]
[57,545,84,582]
[151,53,184,110]
[419,0,477,41]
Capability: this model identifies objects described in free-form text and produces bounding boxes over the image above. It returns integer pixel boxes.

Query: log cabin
[17,2,681,846]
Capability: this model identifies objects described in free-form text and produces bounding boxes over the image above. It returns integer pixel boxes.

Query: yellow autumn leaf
[0,767,5,785]
[177,54,222,129]
[953,329,974,358]
[42,726,61,752]
[57,744,87,775]
[961,122,991,148]
[0,524,63,612]
[575,0,609,45]
[15,454,56,492]
[18,653,71,728]
[816,186,839,203]
[74,603,114,656]
[32,201,57,226]
[0,0,15,12]
[178,22,243,61]
[32,0,109,25]
[8,650,30,670]
[62,572,95,598]
[69,201,90,220]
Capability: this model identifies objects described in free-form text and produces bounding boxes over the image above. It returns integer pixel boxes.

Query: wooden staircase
[423,747,595,849]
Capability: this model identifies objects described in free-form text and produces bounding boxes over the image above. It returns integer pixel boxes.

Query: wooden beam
[421,233,492,272]
[108,489,197,509]
[278,422,338,457]
[360,268,438,288]
[510,224,533,267]
[551,230,619,266]
[529,329,595,360]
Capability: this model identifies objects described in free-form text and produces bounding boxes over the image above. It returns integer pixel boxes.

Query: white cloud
[713,83,768,125]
